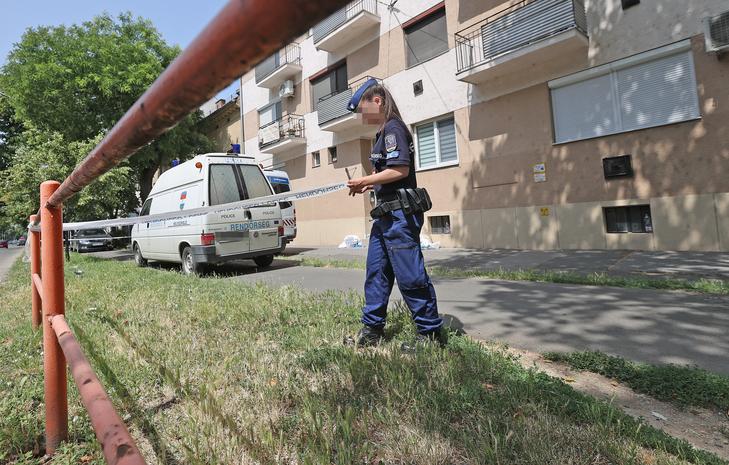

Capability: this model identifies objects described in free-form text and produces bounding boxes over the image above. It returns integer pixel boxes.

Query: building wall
[585,0,729,65]
[236,0,729,251]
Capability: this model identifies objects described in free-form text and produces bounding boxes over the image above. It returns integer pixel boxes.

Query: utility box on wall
[603,155,633,179]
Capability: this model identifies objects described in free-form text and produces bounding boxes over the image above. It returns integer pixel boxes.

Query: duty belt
[370,199,403,219]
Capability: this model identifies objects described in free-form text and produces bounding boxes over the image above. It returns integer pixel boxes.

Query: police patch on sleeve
[385,133,397,152]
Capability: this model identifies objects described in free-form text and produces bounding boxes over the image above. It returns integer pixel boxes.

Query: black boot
[401,328,447,353]
[346,325,384,347]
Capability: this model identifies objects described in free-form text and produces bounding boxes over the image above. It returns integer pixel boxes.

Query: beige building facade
[234,0,729,251]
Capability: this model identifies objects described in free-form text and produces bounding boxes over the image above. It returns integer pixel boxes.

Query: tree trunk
[139,165,158,204]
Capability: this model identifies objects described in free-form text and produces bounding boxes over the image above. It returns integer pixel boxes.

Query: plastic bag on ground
[338,235,363,248]
[420,234,440,249]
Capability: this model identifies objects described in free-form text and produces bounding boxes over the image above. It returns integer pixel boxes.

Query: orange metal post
[50,315,147,465]
[30,214,42,329]
[40,181,68,453]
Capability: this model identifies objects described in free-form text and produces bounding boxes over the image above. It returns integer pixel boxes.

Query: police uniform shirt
[370,118,418,196]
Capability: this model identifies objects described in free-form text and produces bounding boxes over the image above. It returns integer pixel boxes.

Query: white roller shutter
[616,51,700,130]
[551,73,615,143]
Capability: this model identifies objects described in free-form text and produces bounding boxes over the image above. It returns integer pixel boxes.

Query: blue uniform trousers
[361,209,442,334]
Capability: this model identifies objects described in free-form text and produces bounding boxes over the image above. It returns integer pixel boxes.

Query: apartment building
[236,0,729,251]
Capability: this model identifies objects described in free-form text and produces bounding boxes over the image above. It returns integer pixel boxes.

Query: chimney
[215,98,226,109]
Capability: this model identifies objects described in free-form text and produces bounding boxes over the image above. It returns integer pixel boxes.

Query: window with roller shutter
[414,115,458,170]
[549,40,700,144]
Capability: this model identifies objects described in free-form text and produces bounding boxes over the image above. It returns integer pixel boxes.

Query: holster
[370,188,432,219]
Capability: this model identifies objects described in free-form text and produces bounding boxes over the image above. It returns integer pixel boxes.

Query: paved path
[229,262,729,375]
[284,247,729,281]
[0,247,23,283]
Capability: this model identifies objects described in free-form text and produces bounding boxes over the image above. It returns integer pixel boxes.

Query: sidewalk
[283,246,729,281]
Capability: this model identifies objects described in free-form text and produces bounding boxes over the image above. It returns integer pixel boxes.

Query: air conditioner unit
[279,80,295,98]
[703,11,729,54]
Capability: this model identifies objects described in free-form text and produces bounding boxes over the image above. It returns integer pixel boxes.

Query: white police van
[132,153,284,274]
[264,169,296,247]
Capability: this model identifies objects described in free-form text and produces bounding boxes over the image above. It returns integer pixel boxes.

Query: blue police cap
[347,78,378,112]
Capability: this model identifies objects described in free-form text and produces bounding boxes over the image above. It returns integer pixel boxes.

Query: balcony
[313,0,380,53]
[255,44,302,89]
[455,0,588,84]
[317,76,380,135]
[258,115,306,154]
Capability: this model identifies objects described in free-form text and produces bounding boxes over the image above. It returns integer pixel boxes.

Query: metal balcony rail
[313,0,378,44]
[255,43,302,83]
[316,75,380,125]
[25,0,350,461]
[454,0,587,74]
[258,114,306,148]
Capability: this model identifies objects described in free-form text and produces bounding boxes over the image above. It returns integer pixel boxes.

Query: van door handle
[146,223,149,229]
[244,210,252,220]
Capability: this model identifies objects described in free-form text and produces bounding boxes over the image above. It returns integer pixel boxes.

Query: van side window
[209,165,242,206]
[238,165,272,200]
[140,198,152,216]
[270,182,292,209]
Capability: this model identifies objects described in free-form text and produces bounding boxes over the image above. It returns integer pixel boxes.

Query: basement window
[604,205,653,233]
[429,215,451,234]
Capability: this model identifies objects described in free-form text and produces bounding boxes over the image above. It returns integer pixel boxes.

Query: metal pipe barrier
[26,0,351,460]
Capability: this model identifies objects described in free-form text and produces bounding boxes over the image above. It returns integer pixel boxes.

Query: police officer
[346,79,444,348]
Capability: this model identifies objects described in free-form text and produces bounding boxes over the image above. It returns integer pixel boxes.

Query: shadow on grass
[72,323,183,465]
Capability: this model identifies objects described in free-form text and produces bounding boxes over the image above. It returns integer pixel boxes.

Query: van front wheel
[181,246,205,275]
[253,254,274,268]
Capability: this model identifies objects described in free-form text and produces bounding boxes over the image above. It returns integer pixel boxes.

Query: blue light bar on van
[267,176,289,185]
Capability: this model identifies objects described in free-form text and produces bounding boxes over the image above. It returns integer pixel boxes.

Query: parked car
[0,240,7,249]
[17,236,26,246]
[132,153,284,275]
[71,229,114,253]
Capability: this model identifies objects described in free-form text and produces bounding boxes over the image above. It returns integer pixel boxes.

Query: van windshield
[79,229,107,237]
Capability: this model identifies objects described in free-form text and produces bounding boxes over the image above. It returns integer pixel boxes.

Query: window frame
[429,215,451,235]
[413,114,459,172]
[258,100,282,128]
[328,146,338,164]
[603,205,653,234]
[403,3,449,68]
[549,40,701,144]
[312,151,321,168]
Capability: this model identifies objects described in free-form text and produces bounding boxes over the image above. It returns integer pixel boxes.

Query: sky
[1,0,239,102]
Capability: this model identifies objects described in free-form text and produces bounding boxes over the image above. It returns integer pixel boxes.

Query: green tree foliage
[1,128,137,225]
[0,12,214,226]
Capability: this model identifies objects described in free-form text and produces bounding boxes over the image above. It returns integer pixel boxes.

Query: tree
[1,127,137,226]
[0,12,213,208]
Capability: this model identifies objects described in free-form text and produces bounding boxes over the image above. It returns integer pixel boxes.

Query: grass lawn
[297,257,729,296]
[1,254,726,464]
[544,351,729,413]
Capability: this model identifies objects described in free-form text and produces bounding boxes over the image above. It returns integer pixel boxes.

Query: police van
[264,169,296,247]
[132,153,284,274]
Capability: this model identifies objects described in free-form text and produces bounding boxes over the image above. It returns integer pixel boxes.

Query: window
[429,215,451,234]
[312,151,321,168]
[550,41,700,143]
[404,7,448,67]
[415,115,458,170]
[209,165,241,206]
[140,198,152,216]
[259,101,282,127]
[621,0,640,10]
[270,182,292,209]
[604,205,653,233]
[209,164,273,206]
[328,146,337,164]
[311,63,348,104]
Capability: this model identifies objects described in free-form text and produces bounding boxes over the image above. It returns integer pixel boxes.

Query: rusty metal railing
[28,0,350,461]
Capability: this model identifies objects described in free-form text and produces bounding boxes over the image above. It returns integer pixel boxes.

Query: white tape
[28,182,347,232]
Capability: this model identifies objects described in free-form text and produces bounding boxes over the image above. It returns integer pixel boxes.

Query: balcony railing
[255,44,302,83]
[455,0,587,74]
[258,114,305,148]
[317,76,378,126]
[313,0,378,44]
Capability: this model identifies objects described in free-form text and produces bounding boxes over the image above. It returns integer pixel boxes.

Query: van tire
[253,254,274,268]
[133,243,147,267]
[181,246,205,275]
